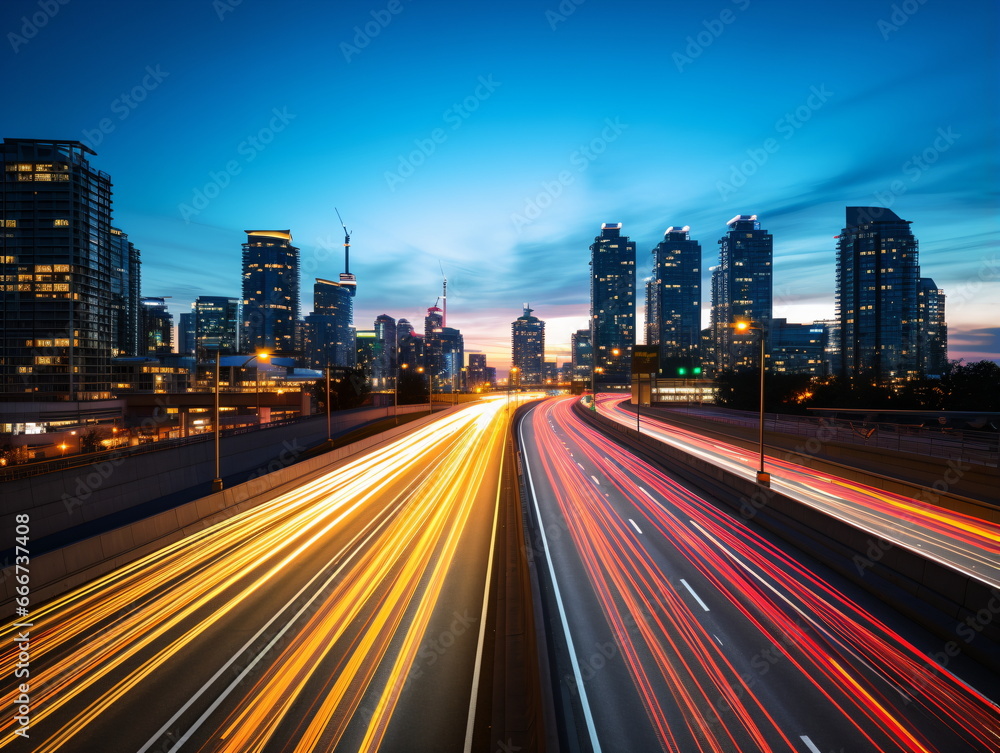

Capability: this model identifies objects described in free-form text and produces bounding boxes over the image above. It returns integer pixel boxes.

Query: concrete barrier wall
[0,406,461,610]
[576,403,1000,675]
[0,404,430,546]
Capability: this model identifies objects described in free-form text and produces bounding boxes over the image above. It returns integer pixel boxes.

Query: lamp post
[417,366,430,414]
[325,366,332,443]
[213,351,269,493]
[395,363,406,425]
[736,321,769,486]
[212,351,222,492]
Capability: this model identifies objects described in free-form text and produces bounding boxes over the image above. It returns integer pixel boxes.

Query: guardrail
[665,405,999,467]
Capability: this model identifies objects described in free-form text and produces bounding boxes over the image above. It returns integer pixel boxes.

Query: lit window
[54,219,69,227]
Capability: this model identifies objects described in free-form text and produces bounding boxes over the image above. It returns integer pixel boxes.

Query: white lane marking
[590,475,601,486]
[145,493,405,753]
[638,486,656,500]
[577,462,585,470]
[463,430,505,751]
[800,735,822,753]
[679,578,710,612]
[520,413,603,753]
[713,634,724,647]
[628,519,643,535]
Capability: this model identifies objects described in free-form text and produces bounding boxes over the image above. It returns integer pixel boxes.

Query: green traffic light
[677,367,687,375]
[693,367,702,375]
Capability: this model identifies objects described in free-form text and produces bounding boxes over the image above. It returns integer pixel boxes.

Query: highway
[519,396,999,753]
[599,396,1000,589]
[0,397,514,753]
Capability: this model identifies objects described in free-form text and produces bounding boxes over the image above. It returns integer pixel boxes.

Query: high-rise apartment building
[570,329,592,379]
[0,138,114,400]
[194,295,240,357]
[835,207,920,385]
[373,314,397,389]
[304,277,355,370]
[511,304,545,385]
[590,222,635,389]
[917,277,947,376]
[178,312,196,356]
[241,229,299,354]
[109,227,141,357]
[710,215,772,372]
[648,226,701,373]
[140,297,173,355]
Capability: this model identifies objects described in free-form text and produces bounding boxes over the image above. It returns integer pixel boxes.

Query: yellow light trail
[0,396,520,752]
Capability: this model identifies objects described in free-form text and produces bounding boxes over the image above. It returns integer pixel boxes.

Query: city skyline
[2,0,996,369]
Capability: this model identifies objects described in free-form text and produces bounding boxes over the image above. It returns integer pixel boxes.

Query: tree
[939,360,1000,411]
[396,369,429,405]
[311,368,372,413]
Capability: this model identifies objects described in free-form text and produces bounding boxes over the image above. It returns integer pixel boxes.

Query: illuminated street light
[212,350,269,493]
[735,320,769,487]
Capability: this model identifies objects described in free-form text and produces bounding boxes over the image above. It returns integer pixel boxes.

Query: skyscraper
[710,214,772,372]
[241,229,299,354]
[0,138,114,401]
[373,314,397,389]
[109,227,141,357]
[304,277,355,370]
[194,296,240,357]
[140,297,173,355]
[570,329,592,379]
[590,222,636,389]
[467,352,488,390]
[511,304,545,385]
[423,305,444,389]
[835,207,920,385]
[178,312,196,356]
[917,277,947,377]
[648,226,701,374]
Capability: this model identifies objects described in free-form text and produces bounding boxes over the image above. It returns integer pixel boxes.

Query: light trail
[522,396,1000,752]
[599,395,1000,587]
[0,397,519,752]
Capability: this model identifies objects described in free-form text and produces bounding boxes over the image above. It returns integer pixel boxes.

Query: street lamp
[212,350,269,493]
[325,365,332,443]
[735,320,769,486]
[243,352,270,423]
[417,366,431,413]
[396,363,408,425]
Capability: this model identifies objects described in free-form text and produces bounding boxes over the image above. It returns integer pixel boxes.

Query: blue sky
[4,0,997,369]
